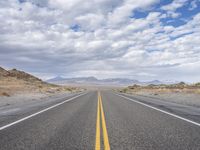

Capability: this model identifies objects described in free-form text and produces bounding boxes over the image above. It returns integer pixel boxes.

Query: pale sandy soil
[131,92,200,107]
[0,91,74,108]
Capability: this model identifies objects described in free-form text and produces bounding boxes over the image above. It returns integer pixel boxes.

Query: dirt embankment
[0,67,82,97]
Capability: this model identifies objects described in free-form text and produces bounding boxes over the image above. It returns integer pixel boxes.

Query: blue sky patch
[70,24,81,32]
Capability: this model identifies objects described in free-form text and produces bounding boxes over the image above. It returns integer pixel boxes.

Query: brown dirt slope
[0,67,81,96]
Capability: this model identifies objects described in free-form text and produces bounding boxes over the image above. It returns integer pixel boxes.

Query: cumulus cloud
[161,0,189,18]
[161,0,188,12]
[0,0,200,82]
[189,0,199,11]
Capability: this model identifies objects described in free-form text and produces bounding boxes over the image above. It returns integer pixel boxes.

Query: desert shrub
[128,84,140,89]
[38,85,43,88]
[195,82,200,87]
[120,88,128,93]
[1,92,10,97]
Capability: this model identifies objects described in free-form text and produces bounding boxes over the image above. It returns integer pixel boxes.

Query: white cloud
[0,0,200,82]
[75,13,105,30]
[161,0,188,12]
[108,0,159,25]
[189,0,198,10]
[161,0,188,18]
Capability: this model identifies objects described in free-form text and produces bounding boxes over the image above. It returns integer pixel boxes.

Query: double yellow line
[95,92,110,150]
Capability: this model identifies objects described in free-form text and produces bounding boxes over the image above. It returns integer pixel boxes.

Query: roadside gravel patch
[126,92,200,108]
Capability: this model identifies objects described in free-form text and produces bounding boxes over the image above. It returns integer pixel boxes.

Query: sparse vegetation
[195,82,200,87]
[119,82,200,95]
[0,92,10,97]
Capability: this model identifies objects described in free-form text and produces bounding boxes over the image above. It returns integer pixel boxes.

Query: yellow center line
[95,91,110,150]
[99,92,111,150]
[95,92,101,150]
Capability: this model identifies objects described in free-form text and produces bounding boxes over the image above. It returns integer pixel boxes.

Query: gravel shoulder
[123,92,200,108]
[0,91,83,118]
[137,92,200,107]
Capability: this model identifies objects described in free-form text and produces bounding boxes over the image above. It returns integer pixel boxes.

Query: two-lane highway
[0,90,200,150]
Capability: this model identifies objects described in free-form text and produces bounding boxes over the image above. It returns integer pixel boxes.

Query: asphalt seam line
[115,93,200,127]
[0,92,87,131]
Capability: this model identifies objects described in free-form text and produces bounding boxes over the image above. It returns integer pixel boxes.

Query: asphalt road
[0,90,200,150]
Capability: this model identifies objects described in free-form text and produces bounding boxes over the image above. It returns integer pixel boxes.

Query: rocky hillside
[8,69,42,82]
[0,67,10,77]
[0,67,81,96]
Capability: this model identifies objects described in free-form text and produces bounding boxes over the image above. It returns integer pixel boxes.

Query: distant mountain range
[47,76,174,86]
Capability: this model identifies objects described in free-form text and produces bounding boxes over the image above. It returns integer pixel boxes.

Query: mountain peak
[47,76,65,82]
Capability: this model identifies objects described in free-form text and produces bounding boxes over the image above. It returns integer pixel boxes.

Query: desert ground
[118,82,200,107]
[0,66,83,107]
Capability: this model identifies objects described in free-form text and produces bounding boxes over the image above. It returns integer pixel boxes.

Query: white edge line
[114,93,200,127]
[0,92,87,131]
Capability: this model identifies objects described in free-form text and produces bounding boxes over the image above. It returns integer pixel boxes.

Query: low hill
[0,67,81,96]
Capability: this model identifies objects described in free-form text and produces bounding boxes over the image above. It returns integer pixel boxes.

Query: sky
[0,0,200,82]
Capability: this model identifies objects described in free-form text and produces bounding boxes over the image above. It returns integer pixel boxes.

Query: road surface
[0,90,200,150]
